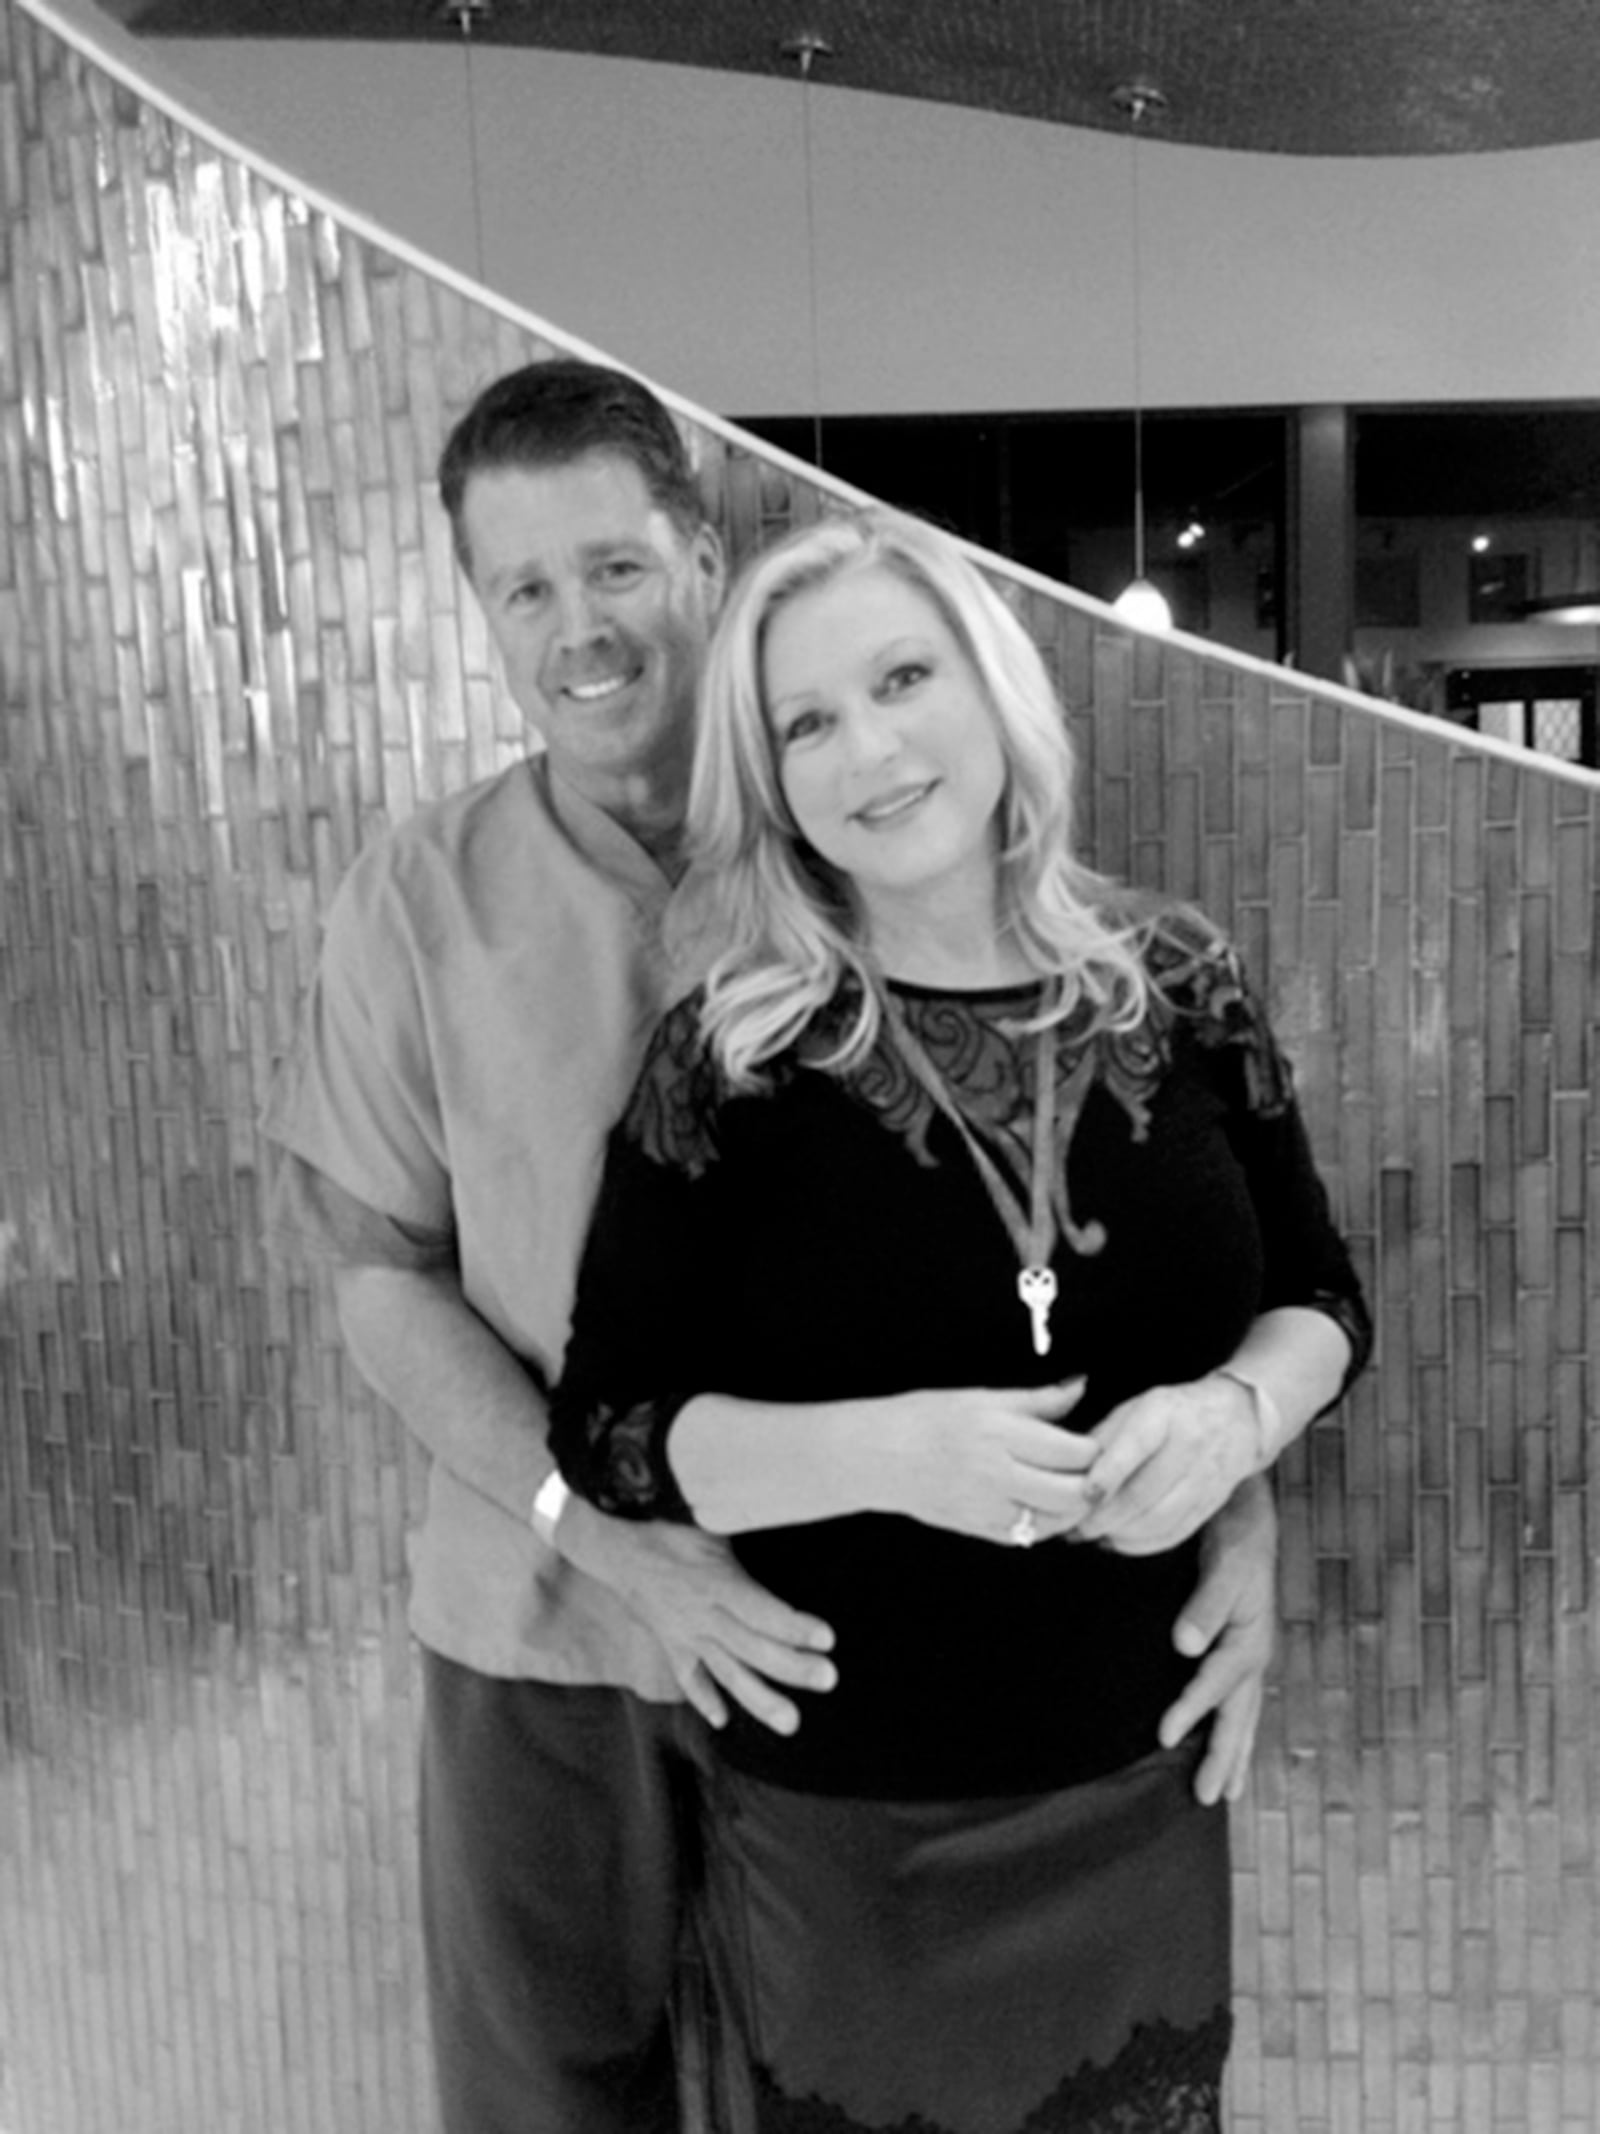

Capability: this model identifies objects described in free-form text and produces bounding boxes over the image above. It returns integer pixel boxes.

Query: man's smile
[564,666,642,705]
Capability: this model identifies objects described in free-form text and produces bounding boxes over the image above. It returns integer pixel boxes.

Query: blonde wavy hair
[673,509,1155,1087]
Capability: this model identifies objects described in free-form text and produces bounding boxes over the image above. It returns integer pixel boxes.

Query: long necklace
[877,990,1060,1357]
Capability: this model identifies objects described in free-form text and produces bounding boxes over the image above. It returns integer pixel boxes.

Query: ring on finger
[1007,1506,1039,1549]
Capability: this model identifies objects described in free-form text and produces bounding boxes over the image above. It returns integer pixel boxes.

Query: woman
[550,510,1369,2134]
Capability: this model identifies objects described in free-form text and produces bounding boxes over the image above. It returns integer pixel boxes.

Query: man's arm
[333,1262,837,1733]
[1157,1472,1277,1805]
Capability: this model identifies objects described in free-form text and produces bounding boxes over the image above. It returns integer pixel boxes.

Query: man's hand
[554,1499,837,1737]
[1157,1472,1277,1805]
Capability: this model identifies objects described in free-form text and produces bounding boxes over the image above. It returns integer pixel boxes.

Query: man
[265,358,1277,2134]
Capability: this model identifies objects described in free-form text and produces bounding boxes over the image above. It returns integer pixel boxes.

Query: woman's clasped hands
[879,1378,1098,1546]
[887,1369,1266,1556]
[1073,1372,1267,1555]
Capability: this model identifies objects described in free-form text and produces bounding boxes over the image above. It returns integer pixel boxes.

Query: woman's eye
[882,660,930,695]
[779,709,826,748]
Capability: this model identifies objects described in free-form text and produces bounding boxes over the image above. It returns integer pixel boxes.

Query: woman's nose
[840,704,898,770]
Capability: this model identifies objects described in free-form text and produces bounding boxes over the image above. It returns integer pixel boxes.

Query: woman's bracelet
[1212,1366,1287,1472]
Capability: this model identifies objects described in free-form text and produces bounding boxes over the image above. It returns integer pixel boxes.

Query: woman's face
[760,563,1008,929]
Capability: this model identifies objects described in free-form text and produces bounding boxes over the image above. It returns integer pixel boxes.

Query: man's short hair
[438,359,706,572]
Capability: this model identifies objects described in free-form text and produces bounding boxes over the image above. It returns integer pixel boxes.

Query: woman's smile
[851,778,940,827]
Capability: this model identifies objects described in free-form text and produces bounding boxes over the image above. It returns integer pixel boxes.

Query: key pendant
[1017,1266,1058,1357]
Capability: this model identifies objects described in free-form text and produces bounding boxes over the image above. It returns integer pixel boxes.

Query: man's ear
[694,523,728,612]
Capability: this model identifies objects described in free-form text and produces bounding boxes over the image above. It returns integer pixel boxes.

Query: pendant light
[780,30,835,470]
[1519,514,1600,623]
[1109,80,1172,633]
[1523,594,1600,625]
[442,0,492,283]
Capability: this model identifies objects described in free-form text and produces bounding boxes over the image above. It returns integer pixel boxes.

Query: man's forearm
[333,1263,551,1526]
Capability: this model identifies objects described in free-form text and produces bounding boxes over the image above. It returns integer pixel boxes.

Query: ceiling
[109,0,1600,158]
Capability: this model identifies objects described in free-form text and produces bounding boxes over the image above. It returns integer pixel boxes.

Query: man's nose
[552,578,606,646]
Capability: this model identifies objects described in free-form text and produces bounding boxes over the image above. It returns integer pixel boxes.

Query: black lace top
[551,913,1370,1799]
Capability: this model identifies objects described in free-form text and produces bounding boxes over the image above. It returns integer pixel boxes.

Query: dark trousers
[418,1650,715,2134]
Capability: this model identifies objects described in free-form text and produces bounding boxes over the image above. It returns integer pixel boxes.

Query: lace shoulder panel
[1138,905,1292,1118]
[619,992,732,1178]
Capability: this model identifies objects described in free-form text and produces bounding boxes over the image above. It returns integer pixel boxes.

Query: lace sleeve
[1299,1287,1374,1388]
[618,991,727,1176]
[1148,909,1373,1398]
[549,999,728,1522]
[1144,910,1293,1118]
[553,1382,697,1522]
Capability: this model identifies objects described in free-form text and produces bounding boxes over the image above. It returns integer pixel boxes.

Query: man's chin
[552,712,694,789]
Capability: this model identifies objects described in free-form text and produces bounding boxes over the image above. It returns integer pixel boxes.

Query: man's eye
[507,581,546,609]
[596,559,646,588]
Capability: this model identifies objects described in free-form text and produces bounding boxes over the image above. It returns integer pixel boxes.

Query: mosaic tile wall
[2,3,1597,2128]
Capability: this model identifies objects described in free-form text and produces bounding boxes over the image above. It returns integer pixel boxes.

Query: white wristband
[1213,1366,1286,1472]
[530,1470,571,1546]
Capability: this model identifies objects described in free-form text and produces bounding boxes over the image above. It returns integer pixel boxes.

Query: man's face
[460,452,725,808]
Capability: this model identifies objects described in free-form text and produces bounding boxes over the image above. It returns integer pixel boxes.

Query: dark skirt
[700,1742,1231,2134]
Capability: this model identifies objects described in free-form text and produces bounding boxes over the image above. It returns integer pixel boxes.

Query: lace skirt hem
[700,1741,1232,2134]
